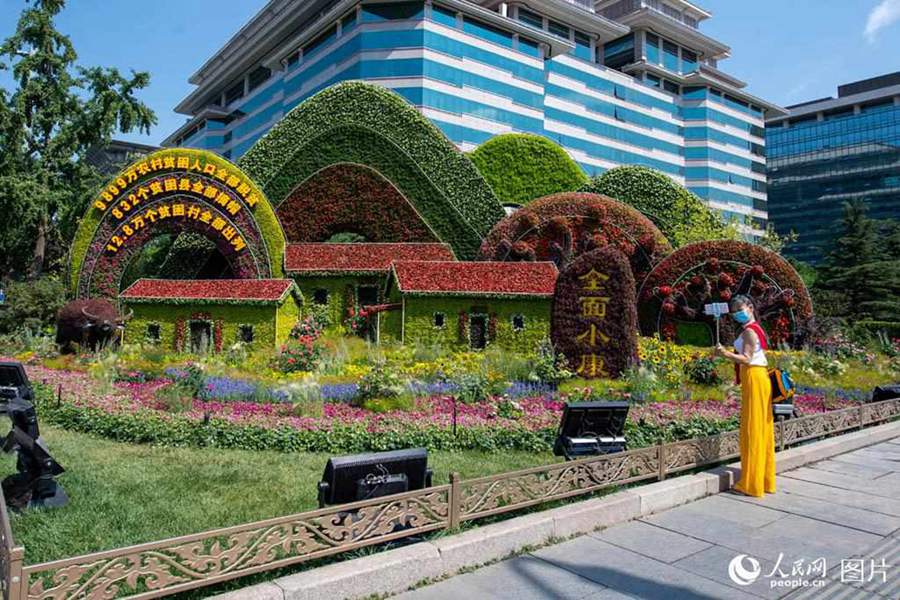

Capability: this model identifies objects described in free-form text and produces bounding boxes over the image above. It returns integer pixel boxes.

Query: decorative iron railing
[3,398,897,600]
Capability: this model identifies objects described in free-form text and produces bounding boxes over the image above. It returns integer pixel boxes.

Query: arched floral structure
[638,240,814,346]
[478,192,672,285]
[277,163,440,243]
[238,81,504,259]
[70,148,285,299]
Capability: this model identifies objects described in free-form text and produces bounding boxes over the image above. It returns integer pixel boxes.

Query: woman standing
[714,295,775,497]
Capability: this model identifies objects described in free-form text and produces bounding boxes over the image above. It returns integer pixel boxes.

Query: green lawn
[5,426,556,565]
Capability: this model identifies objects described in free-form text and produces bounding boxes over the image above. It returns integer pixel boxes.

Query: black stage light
[0,361,67,512]
[553,401,629,461]
[871,384,900,403]
[318,448,433,508]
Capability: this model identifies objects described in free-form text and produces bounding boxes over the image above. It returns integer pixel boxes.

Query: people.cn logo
[728,554,762,586]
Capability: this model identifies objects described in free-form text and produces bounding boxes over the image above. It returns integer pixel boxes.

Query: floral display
[70,148,286,298]
[121,278,298,304]
[238,81,504,260]
[638,240,814,347]
[478,192,672,285]
[277,164,440,243]
[284,243,454,275]
[390,260,558,298]
[551,247,638,378]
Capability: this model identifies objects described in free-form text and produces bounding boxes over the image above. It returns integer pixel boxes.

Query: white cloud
[865,0,900,42]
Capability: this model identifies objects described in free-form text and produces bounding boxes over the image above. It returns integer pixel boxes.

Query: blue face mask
[732,309,750,324]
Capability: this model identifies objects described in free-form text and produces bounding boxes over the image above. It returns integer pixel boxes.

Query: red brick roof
[120,279,297,304]
[391,261,558,297]
[285,243,455,274]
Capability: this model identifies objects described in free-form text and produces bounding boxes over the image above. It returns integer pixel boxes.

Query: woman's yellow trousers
[735,365,776,497]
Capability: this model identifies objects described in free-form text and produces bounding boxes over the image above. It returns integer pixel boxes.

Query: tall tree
[816,200,900,321]
[0,0,155,279]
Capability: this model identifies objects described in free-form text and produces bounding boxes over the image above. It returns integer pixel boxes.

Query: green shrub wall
[238,82,504,259]
[470,133,588,206]
[124,302,298,351]
[396,296,551,352]
[292,274,382,330]
[579,165,734,247]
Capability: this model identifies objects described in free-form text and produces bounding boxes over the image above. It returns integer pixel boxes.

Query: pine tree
[817,201,900,321]
[0,0,156,279]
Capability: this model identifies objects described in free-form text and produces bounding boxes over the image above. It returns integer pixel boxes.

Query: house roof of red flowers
[285,243,455,274]
[390,261,558,298]
[120,279,298,305]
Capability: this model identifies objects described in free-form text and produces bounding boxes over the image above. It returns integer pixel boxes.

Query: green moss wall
[292,274,382,330]
[124,301,296,351]
[395,296,550,352]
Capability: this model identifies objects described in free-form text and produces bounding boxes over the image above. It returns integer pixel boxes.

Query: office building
[766,72,900,264]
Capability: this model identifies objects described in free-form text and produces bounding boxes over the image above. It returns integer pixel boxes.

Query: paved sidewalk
[398,438,900,599]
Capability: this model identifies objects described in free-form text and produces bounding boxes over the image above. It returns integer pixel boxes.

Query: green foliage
[470,133,588,205]
[816,201,900,322]
[683,354,722,385]
[528,338,572,385]
[579,166,736,246]
[0,0,155,279]
[157,233,216,279]
[0,276,67,334]
[120,234,175,290]
[788,258,818,289]
[327,232,366,243]
[238,82,504,259]
[358,361,405,402]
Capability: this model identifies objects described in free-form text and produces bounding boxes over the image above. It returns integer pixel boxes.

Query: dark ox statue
[55,299,133,353]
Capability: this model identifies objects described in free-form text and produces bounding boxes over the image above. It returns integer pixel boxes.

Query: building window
[517,7,543,29]
[146,323,160,343]
[239,325,254,344]
[548,20,569,39]
[433,312,445,328]
[313,288,329,305]
[225,80,244,105]
[663,79,680,94]
[646,74,661,88]
[248,66,271,92]
[511,314,525,331]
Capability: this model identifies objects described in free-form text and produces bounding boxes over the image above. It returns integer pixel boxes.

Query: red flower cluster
[277,163,439,243]
[478,192,672,285]
[639,241,813,347]
[121,279,295,303]
[392,261,558,297]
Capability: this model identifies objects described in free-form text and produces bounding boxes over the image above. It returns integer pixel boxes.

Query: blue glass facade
[767,92,900,264]
[166,1,775,233]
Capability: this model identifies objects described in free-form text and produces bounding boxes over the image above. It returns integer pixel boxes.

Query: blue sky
[1,0,898,146]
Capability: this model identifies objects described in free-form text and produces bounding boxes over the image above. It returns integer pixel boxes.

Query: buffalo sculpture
[55,299,132,352]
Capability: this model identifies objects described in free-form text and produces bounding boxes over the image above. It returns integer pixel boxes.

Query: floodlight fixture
[317,447,433,508]
[553,401,629,461]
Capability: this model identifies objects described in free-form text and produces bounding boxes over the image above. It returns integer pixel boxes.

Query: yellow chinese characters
[92,154,260,216]
[575,268,612,378]
[104,202,247,256]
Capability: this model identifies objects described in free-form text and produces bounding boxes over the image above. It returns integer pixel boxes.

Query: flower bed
[25,362,858,454]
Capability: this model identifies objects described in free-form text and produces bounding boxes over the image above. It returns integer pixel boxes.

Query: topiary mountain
[239,82,504,259]
[470,133,588,206]
[579,165,735,247]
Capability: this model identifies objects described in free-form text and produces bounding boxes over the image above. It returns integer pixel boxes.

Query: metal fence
[3,398,898,600]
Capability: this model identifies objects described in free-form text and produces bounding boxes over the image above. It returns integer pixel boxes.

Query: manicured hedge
[69,148,286,296]
[277,163,438,243]
[479,192,672,286]
[856,321,900,338]
[238,82,504,259]
[638,240,814,346]
[470,133,588,206]
[579,165,734,247]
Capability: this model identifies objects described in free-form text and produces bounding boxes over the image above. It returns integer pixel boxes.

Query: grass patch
[5,426,555,565]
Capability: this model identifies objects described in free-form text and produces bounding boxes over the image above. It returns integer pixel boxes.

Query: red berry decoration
[690,275,703,287]
[720,289,732,301]
[717,273,734,287]
[658,285,673,297]
[662,301,677,315]
[706,258,720,273]
[751,265,765,277]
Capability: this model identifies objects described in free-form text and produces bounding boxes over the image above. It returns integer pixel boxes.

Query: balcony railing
[601,0,700,29]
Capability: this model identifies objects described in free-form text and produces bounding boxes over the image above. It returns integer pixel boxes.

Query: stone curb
[208,419,900,600]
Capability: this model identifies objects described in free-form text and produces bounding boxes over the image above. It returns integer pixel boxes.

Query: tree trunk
[28,212,48,280]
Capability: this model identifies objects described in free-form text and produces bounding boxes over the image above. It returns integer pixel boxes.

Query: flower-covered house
[284,243,454,330]
[379,261,558,351]
[120,279,302,353]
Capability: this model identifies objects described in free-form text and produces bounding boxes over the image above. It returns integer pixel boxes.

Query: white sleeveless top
[734,329,768,367]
